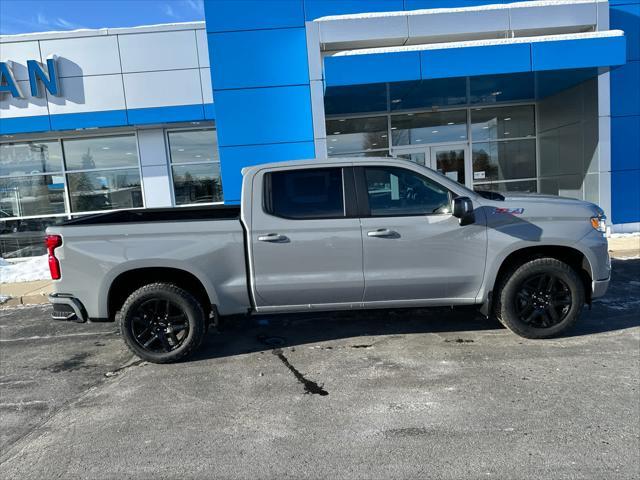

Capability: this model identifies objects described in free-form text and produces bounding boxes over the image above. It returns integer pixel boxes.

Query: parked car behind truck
[46,157,610,363]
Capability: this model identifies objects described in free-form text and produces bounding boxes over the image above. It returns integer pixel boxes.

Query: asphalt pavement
[1,259,639,480]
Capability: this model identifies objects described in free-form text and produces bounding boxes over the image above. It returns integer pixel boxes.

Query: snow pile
[0,255,50,283]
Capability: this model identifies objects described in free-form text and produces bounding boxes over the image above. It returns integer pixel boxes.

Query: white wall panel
[46,74,126,113]
[319,16,408,49]
[509,2,597,33]
[118,31,199,72]
[195,29,209,68]
[141,164,173,208]
[123,69,203,109]
[137,129,169,167]
[408,9,509,43]
[0,80,49,117]
[200,68,213,104]
[40,35,121,77]
[0,41,41,81]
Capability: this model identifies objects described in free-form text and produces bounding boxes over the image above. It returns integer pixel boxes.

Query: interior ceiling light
[491,91,502,96]
[447,122,455,125]
[391,99,402,103]
[333,131,341,134]
[504,117,512,121]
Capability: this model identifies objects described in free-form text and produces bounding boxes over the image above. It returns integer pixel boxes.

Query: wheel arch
[481,245,593,316]
[106,267,215,321]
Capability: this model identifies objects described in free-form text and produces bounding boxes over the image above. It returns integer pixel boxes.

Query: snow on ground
[0,255,50,283]
[610,232,640,238]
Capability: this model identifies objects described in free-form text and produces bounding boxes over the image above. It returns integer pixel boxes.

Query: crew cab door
[356,164,487,303]
[249,165,364,309]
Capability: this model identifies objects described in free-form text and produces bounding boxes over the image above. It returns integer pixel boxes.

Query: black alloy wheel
[131,298,190,353]
[494,257,585,339]
[515,273,573,329]
[118,283,207,363]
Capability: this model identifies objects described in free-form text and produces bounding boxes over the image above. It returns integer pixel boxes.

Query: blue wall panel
[531,36,627,71]
[611,170,640,224]
[611,115,640,172]
[0,116,51,135]
[610,60,640,117]
[205,0,304,32]
[421,43,531,79]
[219,141,316,202]
[214,85,314,147]
[610,3,640,62]
[324,52,421,87]
[49,110,128,131]
[209,28,309,90]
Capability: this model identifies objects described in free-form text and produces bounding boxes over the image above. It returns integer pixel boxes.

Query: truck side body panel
[47,219,249,318]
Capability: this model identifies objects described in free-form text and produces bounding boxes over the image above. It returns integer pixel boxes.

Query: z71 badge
[494,207,525,215]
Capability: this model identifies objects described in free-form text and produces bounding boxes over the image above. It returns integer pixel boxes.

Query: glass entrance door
[391,143,470,187]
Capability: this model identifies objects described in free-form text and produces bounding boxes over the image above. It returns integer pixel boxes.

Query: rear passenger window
[264,168,345,219]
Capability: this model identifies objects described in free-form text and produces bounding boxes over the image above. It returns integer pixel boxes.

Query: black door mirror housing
[452,196,475,226]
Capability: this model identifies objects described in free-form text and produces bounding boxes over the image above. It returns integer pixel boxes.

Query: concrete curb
[1,295,50,307]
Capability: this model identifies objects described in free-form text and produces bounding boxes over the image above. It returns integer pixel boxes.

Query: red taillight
[45,235,62,280]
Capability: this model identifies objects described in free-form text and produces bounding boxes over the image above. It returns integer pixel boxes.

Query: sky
[0,0,205,35]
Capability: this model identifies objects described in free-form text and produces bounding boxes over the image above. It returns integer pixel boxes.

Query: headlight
[590,212,607,233]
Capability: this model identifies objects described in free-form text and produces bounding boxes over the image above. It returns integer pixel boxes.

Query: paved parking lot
[1,259,639,480]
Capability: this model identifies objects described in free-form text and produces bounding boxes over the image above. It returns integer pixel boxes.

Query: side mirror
[452,196,475,226]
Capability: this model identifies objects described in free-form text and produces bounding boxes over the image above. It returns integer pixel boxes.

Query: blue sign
[0,58,60,98]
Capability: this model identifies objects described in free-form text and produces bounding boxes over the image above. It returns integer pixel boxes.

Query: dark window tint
[364,167,450,216]
[265,168,344,219]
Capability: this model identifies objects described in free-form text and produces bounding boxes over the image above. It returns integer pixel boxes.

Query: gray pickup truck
[46,157,610,363]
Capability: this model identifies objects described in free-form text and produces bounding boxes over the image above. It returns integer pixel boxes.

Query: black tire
[494,257,585,339]
[117,283,207,363]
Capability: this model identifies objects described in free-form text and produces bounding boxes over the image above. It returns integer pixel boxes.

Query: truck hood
[477,192,603,219]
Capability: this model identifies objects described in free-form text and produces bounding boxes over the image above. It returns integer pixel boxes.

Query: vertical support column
[306,20,327,159]
[204,0,316,203]
[138,129,173,208]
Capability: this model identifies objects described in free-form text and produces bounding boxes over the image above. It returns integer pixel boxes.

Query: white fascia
[328,30,624,57]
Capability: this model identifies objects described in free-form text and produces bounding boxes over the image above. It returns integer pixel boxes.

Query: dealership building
[1,0,638,258]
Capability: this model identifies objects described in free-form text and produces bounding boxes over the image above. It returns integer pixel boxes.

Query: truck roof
[240,156,396,176]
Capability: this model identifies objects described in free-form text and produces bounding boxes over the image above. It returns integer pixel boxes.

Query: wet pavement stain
[272,348,328,396]
[46,352,91,373]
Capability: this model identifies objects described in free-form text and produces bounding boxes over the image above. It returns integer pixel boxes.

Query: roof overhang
[323,30,626,88]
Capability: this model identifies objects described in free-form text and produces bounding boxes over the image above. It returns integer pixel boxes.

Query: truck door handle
[367,228,398,238]
[258,233,288,242]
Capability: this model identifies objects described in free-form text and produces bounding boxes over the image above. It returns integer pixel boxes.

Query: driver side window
[364,167,451,216]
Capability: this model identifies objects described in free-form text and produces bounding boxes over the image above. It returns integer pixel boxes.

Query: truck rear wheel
[117,283,207,363]
[495,257,585,339]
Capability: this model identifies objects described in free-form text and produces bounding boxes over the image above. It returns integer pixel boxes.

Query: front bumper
[49,293,87,323]
[592,278,610,299]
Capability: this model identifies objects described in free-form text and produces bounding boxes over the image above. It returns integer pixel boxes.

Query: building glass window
[1,133,144,258]
[471,105,535,142]
[67,169,143,213]
[63,135,139,170]
[0,174,66,218]
[168,129,223,205]
[391,110,467,146]
[0,141,63,176]
[326,116,388,155]
[472,139,537,183]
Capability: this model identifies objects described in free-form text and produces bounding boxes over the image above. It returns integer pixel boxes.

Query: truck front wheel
[117,283,207,363]
[495,257,585,339]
